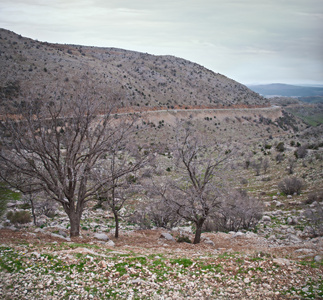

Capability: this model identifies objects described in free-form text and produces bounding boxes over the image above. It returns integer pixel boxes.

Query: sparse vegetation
[278,177,304,195]
[1,28,323,300]
[6,210,31,224]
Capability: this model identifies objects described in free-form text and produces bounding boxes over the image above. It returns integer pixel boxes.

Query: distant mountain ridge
[0,28,267,109]
[247,83,323,98]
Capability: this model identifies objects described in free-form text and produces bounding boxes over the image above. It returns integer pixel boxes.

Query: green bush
[6,211,31,224]
[176,235,191,243]
[0,198,7,217]
[276,142,285,152]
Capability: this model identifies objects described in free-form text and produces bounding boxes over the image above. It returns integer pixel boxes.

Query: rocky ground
[1,121,322,299]
[0,205,322,300]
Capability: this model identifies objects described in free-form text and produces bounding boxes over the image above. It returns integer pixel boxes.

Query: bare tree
[94,142,152,238]
[212,189,263,232]
[287,158,296,175]
[263,157,270,174]
[154,125,231,244]
[0,85,140,237]
[278,177,304,196]
[251,160,262,176]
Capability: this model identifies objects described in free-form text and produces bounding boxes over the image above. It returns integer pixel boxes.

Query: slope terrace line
[114,104,274,115]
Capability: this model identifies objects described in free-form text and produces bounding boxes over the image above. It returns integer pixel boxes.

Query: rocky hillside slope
[0,28,267,110]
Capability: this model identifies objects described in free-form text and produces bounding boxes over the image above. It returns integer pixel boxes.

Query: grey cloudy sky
[0,0,322,84]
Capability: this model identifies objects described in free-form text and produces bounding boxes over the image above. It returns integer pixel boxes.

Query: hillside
[1,28,323,300]
[0,28,267,110]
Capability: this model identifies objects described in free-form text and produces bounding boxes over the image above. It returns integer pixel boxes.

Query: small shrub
[275,153,284,163]
[170,258,193,267]
[0,198,7,217]
[261,177,271,182]
[304,191,323,205]
[304,204,323,237]
[176,235,191,243]
[6,210,31,224]
[19,203,31,209]
[127,209,152,229]
[206,190,263,232]
[37,200,57,218]
[276,142,285,152]
[294,145,308,159]
[240,178,248,185]
[278,177,304,195]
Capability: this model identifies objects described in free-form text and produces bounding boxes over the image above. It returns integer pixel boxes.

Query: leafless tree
[154,124,231,244]
[304,203,323,237]
[263,157,270,174]
[287,158,296,175]
[278,177,304,196]
[211,189,263,232]
[0,85,141,237]
[94,142,152,238]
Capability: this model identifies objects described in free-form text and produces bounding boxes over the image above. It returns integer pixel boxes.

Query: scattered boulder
[58,230,67,237]
[231,231,244,238]
[314,255,322,263]
[287,217,297,225]
[275,201,284,208]
[294,248,314,254]
[50,233,71,241]
[98,260,107,268]
[273,258,290,266]
[107,240,115,247]
[36,216,48,227]
[262,215,271,222]
[172,226,192,234]
[204,239,215,246]
[288,234,302,244]
[160,232,175,241]
[94,233,109,241]
[244,278,250,284]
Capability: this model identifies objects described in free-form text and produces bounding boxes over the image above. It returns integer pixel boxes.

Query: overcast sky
[0,0,322,85]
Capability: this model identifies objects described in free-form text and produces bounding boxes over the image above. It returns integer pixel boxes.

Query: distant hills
[0,28,267,110]
[247,83,323,98]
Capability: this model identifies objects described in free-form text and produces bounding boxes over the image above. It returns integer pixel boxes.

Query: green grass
[0,183,21,202]
[170,258,193,268]
[286,108,323,126]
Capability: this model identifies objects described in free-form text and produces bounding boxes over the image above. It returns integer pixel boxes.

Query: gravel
[1,228,322,299]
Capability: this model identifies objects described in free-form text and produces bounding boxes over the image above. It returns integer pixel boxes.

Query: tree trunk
[29,197,37,226]
[69,211,81,237]
[193,218,205,244]
[114,210,119,238]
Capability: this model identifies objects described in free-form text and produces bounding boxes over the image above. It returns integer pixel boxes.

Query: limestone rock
[94,233,109,241]
[160,232,175,241]
[107,240,115,247]
[262,216,271,222]
[273,258,290,266]
[204,239,215,246]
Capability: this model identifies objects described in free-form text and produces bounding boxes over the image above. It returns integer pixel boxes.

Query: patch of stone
[94,233,109,241]
[160,232,175,241]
